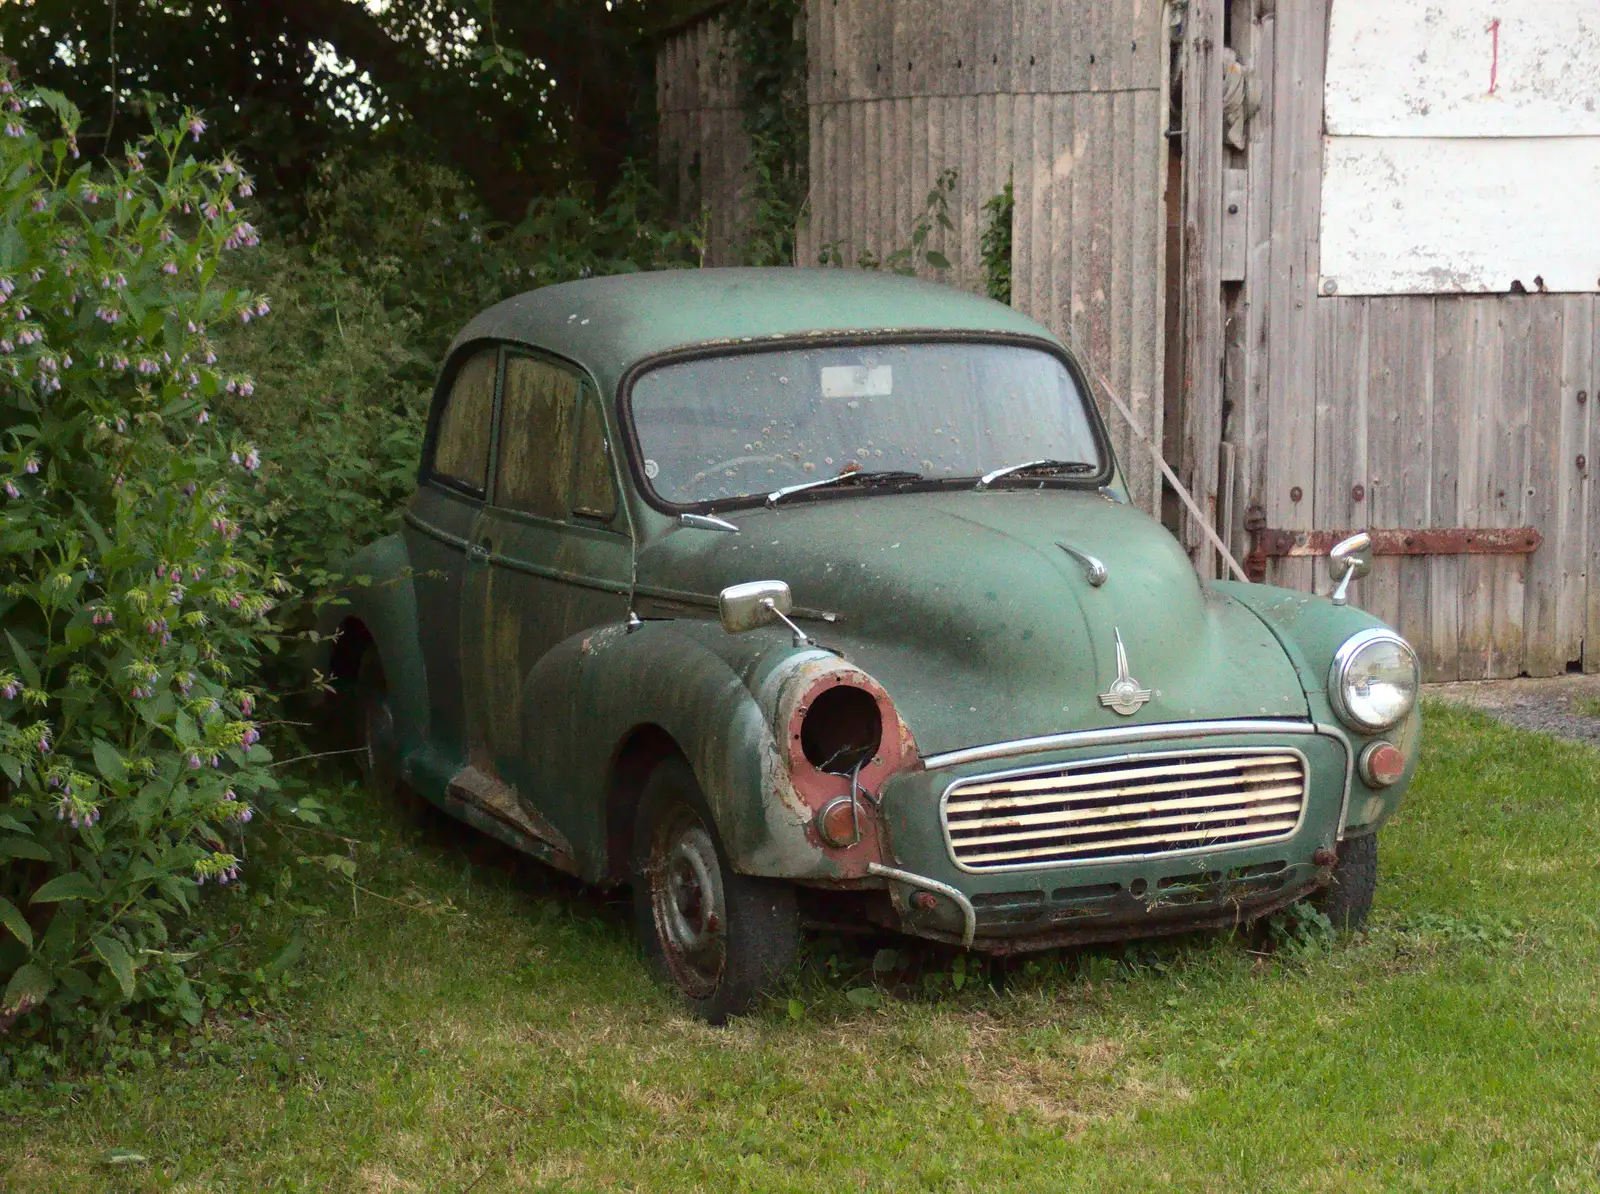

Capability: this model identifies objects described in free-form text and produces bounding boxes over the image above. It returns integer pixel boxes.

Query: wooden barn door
[1185,0,1600,680]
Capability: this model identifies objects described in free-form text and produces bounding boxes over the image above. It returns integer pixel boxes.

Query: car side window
[572,386,618,522]
[430,347,498,494]
[496,354,580,519]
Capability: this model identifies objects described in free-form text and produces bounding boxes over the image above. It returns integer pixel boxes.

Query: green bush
[0,84,282,1033]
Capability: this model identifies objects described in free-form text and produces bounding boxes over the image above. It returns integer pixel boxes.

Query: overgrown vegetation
[981,178,1015,304]
[817,168,959,274]
[723,0,809,265]
[0,87,283,1034]
[3,704,1596,1190]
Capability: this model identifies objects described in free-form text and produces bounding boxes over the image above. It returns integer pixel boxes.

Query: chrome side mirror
[1328,532,1373,607]
[718,580,811,645]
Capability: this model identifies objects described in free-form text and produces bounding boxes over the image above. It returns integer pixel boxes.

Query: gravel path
[1427,674,1600,748]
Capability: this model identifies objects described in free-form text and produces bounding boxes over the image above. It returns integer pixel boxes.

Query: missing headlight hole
[800,684,883,774]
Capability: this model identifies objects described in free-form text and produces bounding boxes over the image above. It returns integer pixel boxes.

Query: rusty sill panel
[1257,527,1542,559]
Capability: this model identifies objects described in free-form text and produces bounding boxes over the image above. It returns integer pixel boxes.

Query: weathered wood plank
[1449,300,1502,680]
[1132,85,1164,517]
[1490,300,1534,678]
[1588,300,1600,671]
[1238,0,1275,554]
[1263,0,1323,597]
[1181,0,1226,578]
[1427,298,1465,681]
[1558,296,1592,670]
[1313,297,1369,604]
[1523,300,1572,675]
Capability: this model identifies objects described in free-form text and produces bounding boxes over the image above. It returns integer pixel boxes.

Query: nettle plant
[0,83,286,1031]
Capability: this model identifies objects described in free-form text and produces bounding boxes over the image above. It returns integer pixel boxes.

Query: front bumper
[874,719,1357,951]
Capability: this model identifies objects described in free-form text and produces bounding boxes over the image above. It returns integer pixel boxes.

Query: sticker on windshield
[820,365,893,399]
[643,459,660,479]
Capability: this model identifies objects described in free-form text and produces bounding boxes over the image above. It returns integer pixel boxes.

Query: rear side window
[431,348,497,493]
[496,355,580,519]
[572,389,617,522]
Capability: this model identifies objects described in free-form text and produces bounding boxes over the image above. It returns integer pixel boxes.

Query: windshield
[627,340,1104,507]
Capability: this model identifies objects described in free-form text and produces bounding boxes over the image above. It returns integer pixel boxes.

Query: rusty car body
[324,269,1421,1020]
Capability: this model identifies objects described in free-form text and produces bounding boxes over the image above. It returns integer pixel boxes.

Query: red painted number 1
[1486,17,1501,95]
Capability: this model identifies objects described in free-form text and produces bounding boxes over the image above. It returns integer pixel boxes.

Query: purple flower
[3,481,18,499]
[238,380,254,398]
[243,448,260,472]
[4,123,23,138]
[162,261,178,276]
[187,115,206,141]
[0,681,17,700]
[23,458,37,474]
[188,753,201,768]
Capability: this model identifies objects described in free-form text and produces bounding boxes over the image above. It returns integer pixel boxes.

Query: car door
[402,344,498,782]
[460,350,632,855]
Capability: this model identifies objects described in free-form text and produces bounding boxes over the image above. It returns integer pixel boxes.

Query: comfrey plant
[0,77,286,1032]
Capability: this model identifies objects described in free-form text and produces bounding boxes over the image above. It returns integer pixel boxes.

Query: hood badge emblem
[1100,629,1152,716]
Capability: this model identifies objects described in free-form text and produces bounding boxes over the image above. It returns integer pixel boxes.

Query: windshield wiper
[766,468,925,507]
[976,458,1098,489]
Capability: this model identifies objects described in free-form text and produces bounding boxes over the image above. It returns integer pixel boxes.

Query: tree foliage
[0,0,718,221]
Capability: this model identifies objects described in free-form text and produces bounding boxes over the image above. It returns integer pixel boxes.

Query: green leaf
[0,835,52,863]
[5,630,40,690]
[92,933,136,998]
[2,961,51,1014]
[924,250,952,269]
[92,739,126,783]
[0,812,30,833]
[844,986,883,1010]
[0,896,33,950]
[29,871,100,903]
[786,997,806,1022]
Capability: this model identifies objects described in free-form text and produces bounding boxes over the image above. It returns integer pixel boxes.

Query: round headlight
[1328,630,1419,732]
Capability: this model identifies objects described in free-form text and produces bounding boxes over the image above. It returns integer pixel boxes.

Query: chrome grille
[943,749,1306,871]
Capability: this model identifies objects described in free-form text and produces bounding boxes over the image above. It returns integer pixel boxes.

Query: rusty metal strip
[1256,527,1542,559]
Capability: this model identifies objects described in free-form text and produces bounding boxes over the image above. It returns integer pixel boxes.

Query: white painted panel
[1326,0,1600,137]
[1319,137,1600,295]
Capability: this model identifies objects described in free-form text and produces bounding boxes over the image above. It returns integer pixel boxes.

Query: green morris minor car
[323,269,1421,1021]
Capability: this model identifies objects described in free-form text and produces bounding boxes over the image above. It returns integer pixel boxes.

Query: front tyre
[1313,833,1378,931]
[631,759,798,1024]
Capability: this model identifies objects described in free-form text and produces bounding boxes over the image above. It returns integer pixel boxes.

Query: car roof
[447,267,1063,393]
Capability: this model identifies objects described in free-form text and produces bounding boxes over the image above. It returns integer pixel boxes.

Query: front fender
[313,534,430,755]
[1213,580,1421,836]
[558,619,874,882]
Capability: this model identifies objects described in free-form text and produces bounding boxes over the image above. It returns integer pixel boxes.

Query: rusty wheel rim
[649,806,726,999]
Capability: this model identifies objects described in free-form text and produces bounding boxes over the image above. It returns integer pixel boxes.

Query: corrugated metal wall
[800,0,1168,514]
[657,18,751,267]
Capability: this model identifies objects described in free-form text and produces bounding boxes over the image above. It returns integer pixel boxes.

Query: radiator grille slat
[943,749,1307,870]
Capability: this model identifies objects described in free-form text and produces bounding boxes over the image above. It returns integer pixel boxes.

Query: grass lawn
[3,700,1599,1192]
